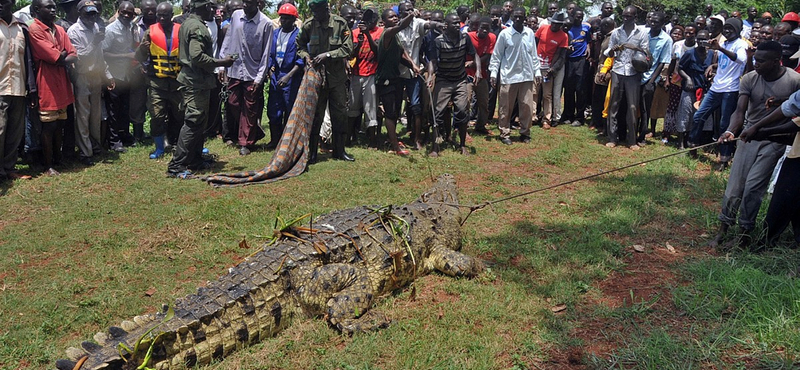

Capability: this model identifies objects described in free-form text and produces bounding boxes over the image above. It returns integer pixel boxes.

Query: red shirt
[535,26,568,65]
[466,31,495,77]
[28,19,76,111]
[351,26,383,76]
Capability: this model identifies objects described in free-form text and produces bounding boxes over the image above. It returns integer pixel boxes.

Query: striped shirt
[430,31,475,82]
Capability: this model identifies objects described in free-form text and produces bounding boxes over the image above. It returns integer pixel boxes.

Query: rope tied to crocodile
[200,67,324,187]
[444,140,732,226]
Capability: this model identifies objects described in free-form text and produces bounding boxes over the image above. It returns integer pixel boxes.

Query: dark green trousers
[167,86,210,173]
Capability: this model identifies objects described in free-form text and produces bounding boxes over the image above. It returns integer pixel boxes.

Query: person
[135,1,183,159]
[662,25,690,146]
[166,0,234,178]
[29,0,78,174]
[348,8,382,148]
[639,11,673,144]
[265,2,302,150]
[0,0,33,180]
[694,15,706,31]
[55,0,79,161]
[296,0,354,163]
[562,8,589,127]
[535,11,568,130]
[396,1,431,151]
[467,16,495,135]
[590,16,615,133]
[489,7,540,145]
[743,6,757,38]
[427,13,478,156]
[339,3,356,29]
[102,1,140,150]
[736,85,800,248]
[690,18,747,166]
[376,8,419,156]
[500,0,513,27]
[68,0,114,165]
[604,5,649,149]
[128,0,157,142]
[218,0,273,156]
[710,41,800,248]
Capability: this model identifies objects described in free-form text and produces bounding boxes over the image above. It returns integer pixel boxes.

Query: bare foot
[461,147,470,155]
[429,151,439,158]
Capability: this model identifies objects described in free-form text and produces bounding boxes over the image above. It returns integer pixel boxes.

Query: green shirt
[177,14,217,90]
[296,14,353,86]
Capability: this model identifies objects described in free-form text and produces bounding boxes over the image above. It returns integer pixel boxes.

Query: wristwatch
[326,53,331,58]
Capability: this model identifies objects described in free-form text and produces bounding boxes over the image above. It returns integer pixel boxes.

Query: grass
[1,121,799,369]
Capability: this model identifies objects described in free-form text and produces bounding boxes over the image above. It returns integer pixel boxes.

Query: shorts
[378,79,404,121]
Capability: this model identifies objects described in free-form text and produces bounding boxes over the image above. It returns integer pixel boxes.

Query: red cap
[278,3,299,17]
[783,11,800,22]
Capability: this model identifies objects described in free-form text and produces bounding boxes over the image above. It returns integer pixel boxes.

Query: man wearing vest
[136,1,183,159]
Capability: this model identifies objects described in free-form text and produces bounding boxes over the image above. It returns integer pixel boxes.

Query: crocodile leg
[426,246,483,278]
[295,263,388,333]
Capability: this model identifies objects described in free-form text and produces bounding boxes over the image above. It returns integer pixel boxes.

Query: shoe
[80,157,95,166]
[461,146,470,155]
[166,170,194,179]
[570,120,583,127]
[332,133,355,162]
[391,149,410,156]
[239,146,251,156]
[500,138,513,145]
[265,140,279,150]
[605,142,616,148]
[661,138,669,144]
[637,141,646,147]
[429,151,439,158]
[542,123,551,130]
[520,136,531,143]
[645,132,654,138]
[224,140,235,147]
[111,143,127,153]
[474,127,491,135]
[630,144,641,151]
[45,168,60,176]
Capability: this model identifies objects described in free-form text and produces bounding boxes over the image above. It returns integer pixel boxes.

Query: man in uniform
[136,1,183,159]
[296,0,354,163]
[166,0,233,178]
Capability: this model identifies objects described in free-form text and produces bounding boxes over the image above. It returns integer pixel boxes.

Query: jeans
[691,90,738,157]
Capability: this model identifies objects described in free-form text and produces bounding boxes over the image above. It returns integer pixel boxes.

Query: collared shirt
[467,31,495,78]
[489,26,541,84]
[397,17,426,78]
[103,18,138,80]
[296,14,353,86]
[0,16,27,96]
[219,9,273,84]
[604,25,649,76]
[177,14,218,89]
[641,28,673,84]
[68,19,112,81]
[29,19,76,110]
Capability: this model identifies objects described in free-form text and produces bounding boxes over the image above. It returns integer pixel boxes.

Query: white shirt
[489,25,542,84]
[397,17,426,78]
[711,38,748,93]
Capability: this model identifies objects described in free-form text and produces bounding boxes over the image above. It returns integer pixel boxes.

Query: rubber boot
[133,122,146,142]
[308,134,319,164]
[366,126,378,149]
[149,135,165,159]
[332,133,354,161]
[709,224,729,248]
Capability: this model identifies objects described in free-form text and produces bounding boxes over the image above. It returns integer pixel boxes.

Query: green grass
[1,122,799,369]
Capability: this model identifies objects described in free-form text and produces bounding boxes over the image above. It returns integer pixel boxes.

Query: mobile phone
[230,53,239,60]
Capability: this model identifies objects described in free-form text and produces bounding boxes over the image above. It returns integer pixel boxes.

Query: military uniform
[296,11,353,161]
[167,11,218,175]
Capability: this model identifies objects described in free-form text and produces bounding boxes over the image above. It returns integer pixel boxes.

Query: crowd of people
[1,0,799,245]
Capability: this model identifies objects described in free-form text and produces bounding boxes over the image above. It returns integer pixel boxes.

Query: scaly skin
[55,174,483,370]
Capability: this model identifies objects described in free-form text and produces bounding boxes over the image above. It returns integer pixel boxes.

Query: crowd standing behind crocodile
[2,0,800,244]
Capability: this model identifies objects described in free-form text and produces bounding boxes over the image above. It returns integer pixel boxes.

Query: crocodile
[55,174,483,370]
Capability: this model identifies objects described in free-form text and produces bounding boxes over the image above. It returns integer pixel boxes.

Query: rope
[439,139,734,226]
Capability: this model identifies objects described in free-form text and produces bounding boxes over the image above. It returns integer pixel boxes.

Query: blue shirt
[568,22,590,59]
[219,9,274,84]
[642,28,673,84]
[489,25,542,83]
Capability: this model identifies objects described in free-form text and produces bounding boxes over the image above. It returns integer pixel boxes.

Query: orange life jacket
[149,23,180,79]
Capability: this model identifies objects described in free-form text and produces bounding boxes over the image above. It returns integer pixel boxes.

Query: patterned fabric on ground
[201,67,322,187]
